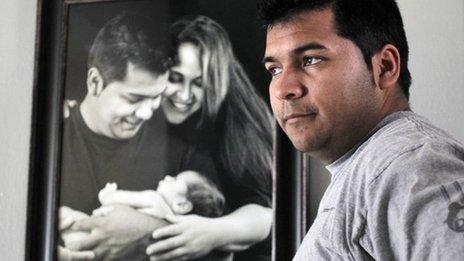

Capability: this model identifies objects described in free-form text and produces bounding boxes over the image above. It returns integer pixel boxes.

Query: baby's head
[157,170,225,217]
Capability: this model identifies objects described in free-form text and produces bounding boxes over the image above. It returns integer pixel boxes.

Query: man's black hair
[88,13,168,86]
[259,0,412,99]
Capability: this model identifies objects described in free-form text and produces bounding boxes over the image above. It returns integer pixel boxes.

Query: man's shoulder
[62,103,90,146]
[350,111,464,182]
[368,111,462,156]
[62,104,80,139]
[352,113,464,261]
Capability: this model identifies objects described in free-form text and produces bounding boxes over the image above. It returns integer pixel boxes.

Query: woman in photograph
[147,16,274,261]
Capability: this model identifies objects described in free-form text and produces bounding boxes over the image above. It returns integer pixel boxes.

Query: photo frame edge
[25,1,305,260]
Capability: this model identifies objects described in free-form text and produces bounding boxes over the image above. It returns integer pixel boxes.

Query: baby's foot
[98,182,118,204]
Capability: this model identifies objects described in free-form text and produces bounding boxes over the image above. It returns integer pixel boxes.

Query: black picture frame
[27,0,310,260]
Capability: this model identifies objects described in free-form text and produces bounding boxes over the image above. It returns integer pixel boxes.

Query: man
[59,14,217,260]
[260,0,464,260]
[61,13,168,215]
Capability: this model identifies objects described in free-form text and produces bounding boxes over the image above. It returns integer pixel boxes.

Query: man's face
[95,63,167,139]
[264,9,381,162]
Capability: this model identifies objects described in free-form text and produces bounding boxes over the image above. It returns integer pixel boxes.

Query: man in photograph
[59,12,225,260]
[260,0,464,259]
[58,13,171,260]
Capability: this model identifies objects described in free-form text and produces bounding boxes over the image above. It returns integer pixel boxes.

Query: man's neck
[80,96,103,136]
[317,98,410,165]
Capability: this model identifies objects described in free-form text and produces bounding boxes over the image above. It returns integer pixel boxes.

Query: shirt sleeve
[220,168,272,211]
[366,141,464,261]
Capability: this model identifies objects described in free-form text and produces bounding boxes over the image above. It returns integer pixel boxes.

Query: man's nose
[135,100,154,120]
[272,69,306,100]
[151,96,162,110]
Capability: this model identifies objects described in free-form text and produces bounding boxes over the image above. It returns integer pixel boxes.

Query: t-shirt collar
[326,109,413,176]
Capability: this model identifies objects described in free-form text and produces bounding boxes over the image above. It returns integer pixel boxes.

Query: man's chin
[113,126,142,140]
[287,135,320,153]
[291,141,313,152]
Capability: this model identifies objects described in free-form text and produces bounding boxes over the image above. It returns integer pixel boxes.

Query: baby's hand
[98,182,118,204]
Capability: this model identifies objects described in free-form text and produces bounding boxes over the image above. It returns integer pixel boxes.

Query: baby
[95,170,225,218]
[61,170,225,251]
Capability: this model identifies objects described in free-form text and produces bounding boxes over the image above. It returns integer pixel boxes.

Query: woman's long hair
[168,16,274,199]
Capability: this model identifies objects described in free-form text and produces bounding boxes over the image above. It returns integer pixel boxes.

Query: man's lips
[283,112,316,123]
[122,117,142,130]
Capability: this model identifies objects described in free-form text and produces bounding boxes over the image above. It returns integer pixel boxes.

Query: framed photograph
[27,0,309,260]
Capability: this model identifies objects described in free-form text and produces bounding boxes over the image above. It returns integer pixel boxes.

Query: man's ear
[371,44,401,91]
[86,67,104,96]
[172,200,193,215]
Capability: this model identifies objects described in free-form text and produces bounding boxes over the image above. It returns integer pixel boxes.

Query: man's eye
[303,56,322,66]
[267,66,282,76]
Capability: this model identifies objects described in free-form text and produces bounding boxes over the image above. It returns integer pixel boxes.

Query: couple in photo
[59,13,273,261]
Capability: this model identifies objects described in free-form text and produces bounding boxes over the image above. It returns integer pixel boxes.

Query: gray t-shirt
[294,111,464,261]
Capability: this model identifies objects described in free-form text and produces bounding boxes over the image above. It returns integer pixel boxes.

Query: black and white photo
[56,0,274,260]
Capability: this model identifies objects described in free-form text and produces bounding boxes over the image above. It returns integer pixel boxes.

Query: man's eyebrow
[262,56,276,65]
[293,42,327,54]
[262,42,328,64]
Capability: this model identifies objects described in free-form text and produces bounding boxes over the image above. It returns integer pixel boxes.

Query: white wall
[0,0,37,259]
[309,0,464,222]
[403,0,464,143]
